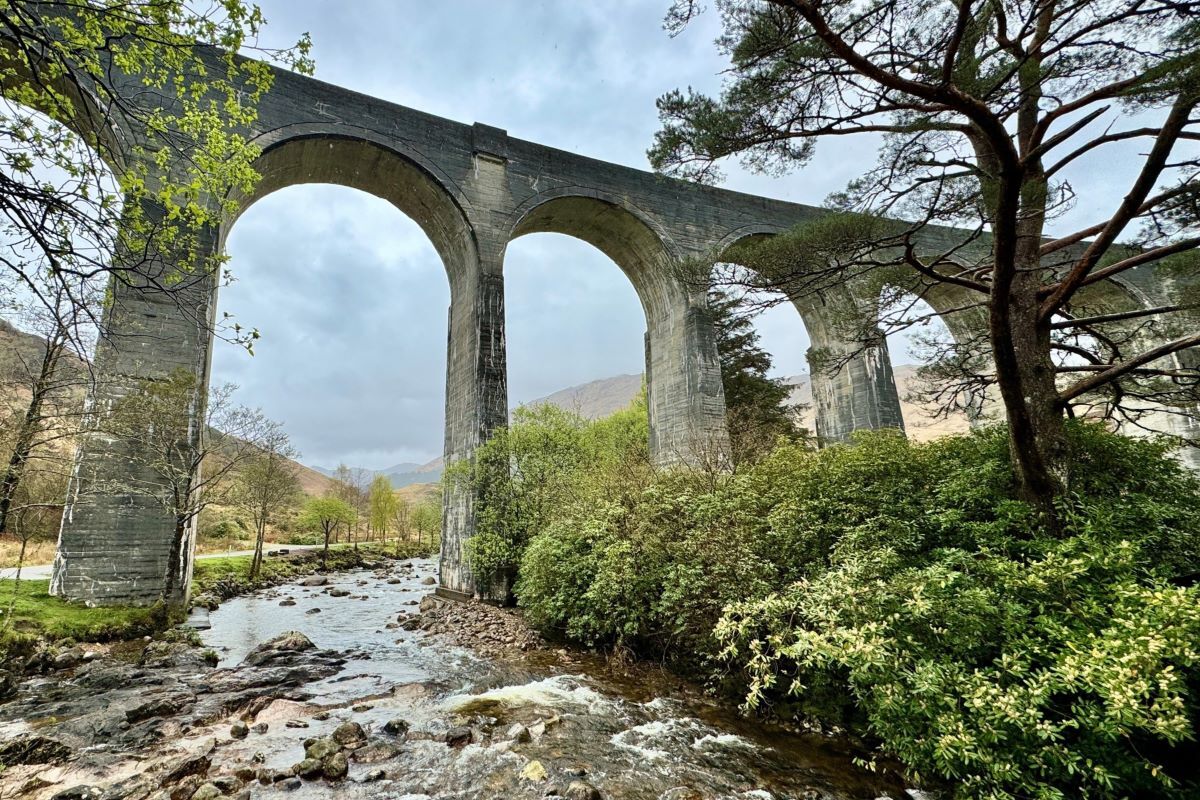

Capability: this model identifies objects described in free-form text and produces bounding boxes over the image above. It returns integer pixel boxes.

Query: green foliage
[457,397,651,591]
[510,419,1200,797]
[368,475,398,537]
[0,1,313,349]
[298,497,356,532]
[708,290,803,463]
[715,427,1200,799]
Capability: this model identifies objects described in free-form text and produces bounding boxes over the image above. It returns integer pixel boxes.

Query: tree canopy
[653,0,1200,516]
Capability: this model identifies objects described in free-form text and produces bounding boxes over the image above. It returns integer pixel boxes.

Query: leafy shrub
[716,426,1200,799]
[511,419,1200,797]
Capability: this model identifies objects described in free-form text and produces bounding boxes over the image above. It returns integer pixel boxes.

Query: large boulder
[241,631,316,667]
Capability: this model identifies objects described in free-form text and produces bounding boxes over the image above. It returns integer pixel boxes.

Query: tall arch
[53,131,504,605]
[508,192,729,465]
[715,230,905,445]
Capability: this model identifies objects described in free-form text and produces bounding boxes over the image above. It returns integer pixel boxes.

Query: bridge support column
[439,266,508,599]
[52,206,218,607]
[804,294,905,443]
[645,293,731,467]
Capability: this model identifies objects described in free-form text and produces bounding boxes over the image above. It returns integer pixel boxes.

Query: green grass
[0,578,159,646]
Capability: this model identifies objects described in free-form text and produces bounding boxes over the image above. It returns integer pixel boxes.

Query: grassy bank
[0,536,439,673]
[192,538,437,599]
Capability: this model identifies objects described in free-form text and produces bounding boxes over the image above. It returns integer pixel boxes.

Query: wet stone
[229,720,249,739]
[304,737,340,761]
[382,717,410,736]
[444,726,472,748]
[323,752,349,781]
[332,721,367,747]
[351,741,400,764]
[189,783,221,800]
[565,781,603,800]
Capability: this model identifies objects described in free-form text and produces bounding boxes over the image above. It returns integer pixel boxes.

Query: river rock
[444,726,472,748]
[241,631,315,666]
[323,752,349,781]
[229,720,249,739]
[306,608,322,615]
[363,768,387,782]
[170,776,205,800]
[520,760,548,782]
[304,737,340,761]
[0,668,17,700]
[211,776,244,794]
[506,723,531,743]
[328,588,351,598]
[49,787,102,800]
[125,692,193,723]
[332,721,367,748]
[279,599,297,606]
[565,781,603,800]
[190,783,222,800]
[53,647,85,670]
[295,758,323,779]
[0,735,71,767]
[300,576,328,586]
[382,717,410,736]
[251,721,269,734]
[141,641,212,671]
[192,593,221,611]
[351,741,400,763]
[421,576,436,585]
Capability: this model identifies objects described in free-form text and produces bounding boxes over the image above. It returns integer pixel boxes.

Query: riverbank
[0,540,436,699]
[0,560,913,800]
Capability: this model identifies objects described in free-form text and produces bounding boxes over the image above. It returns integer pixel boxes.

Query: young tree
[329,464,368,542]
[652,0,1200,517]
[710,289,801,462]
[299,497,356,569]
[99,369,278,605]
[392,495,411,550]
[234,429,301,581]
[0,288,89,535]
[410,498,442,551]
[368,475,398,543]
[0,2,312,346]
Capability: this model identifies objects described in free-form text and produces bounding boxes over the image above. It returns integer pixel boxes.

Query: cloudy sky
[208,2,1153,470]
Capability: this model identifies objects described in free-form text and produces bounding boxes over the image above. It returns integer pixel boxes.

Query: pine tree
[709,291,800,463]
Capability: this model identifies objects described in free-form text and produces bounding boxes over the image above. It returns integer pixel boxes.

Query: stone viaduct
[42,57,1198,606]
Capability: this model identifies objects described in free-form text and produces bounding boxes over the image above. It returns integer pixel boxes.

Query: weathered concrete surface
[49,56,1198,605]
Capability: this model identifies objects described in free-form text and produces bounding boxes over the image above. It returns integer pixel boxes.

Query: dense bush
[492,408,1200,799]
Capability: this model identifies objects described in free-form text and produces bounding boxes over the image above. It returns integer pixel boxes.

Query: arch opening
[213,183,451,478]
[503,232,647,418]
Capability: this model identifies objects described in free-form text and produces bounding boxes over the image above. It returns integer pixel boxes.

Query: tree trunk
[322,525,331,569]
[250,517,265,581]
[162,517,189,607]
[991,270,1069,522]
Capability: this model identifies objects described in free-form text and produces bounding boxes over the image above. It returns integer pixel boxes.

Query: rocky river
[0,558,917,800]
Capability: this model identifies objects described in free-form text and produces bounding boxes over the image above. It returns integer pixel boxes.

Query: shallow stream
[199,558,911,800]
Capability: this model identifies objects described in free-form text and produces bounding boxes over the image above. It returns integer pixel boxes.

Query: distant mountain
[311,461,424,478]
[521,374,645,421]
